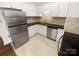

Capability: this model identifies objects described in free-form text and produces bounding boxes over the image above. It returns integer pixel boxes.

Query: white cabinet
[28,24,47,37]
[36,24,47,36]
[37,3,58,16]
[7,2,37,16]
[57,2,69,17]
[0,2,11,8]
[36,24,42,34]
[10,2,23,9]
[50,3,58,17]
[67,2,79,17]
[28,27,33,37]
[22,3,37,16]
[37,2,69,17]
[28,25,37,37]
[56,29,64,42]
[41,25,47,36]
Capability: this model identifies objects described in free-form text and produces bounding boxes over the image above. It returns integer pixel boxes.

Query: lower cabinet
[41,25,47,36]
[36,24,47,36]
[28,25,37,37]
[28,24,47,37]
[56,29,64,42]
[28,24,64,42]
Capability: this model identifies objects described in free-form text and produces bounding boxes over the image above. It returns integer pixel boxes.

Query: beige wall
[64,17,79,35]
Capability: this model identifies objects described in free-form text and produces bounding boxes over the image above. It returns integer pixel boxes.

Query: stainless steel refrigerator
[1,8,29,49]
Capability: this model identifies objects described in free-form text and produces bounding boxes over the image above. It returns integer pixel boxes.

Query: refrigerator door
[9,24,29,49]
[4,9,26,17]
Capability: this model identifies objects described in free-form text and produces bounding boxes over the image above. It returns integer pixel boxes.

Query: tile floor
[15,34,58,56]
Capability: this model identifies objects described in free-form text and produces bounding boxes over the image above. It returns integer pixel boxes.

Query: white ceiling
[25,2,54,6]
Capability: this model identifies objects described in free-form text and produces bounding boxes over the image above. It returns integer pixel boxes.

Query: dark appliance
[58,32,79,56]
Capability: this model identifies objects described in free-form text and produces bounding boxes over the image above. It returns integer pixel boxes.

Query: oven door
[58,35,63,54]
[9,24,29,49]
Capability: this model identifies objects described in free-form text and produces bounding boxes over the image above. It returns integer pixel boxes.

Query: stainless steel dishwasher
[47,26,58,41]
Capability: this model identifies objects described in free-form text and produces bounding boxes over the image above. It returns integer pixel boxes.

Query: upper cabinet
[0,2,11,8]
[10,2,23,9]
[37,2,69,17]
[37,2,58,16]
[1,2,79,17]
[22,3,37,16]
[10,3,37,16]
[0,2,37,16]
[67,2,79,17]
[57,2,69,17]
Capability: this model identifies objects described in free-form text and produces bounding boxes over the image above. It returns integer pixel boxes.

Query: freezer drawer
[6,17,27,26]
[47,27,58,40]
[9,24,29,49]
[4,9,26,17]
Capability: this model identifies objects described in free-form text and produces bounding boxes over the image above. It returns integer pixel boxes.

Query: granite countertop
[27,22,64,29]
[27,20,65,26]
[27,19,65,29]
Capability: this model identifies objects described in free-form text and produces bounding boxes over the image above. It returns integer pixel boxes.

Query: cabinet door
[28,24,47,37]
[50,2,58,16]
[41,25,47,36]
[36,24,42,34]
[10,2,23,9]
[56,29,64,42]
[57,2,69,17]
[67,2,79,17]
[28,25,37,37]
[33,25,38,35]
[22,3,37,16]
[38,2,58,16]
[28,26,34,37]
[0,2,11,8]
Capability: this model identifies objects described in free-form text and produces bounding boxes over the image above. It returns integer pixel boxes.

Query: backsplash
[64,17,79,35]
[26,17,66,25]
[26,17,40,24]
[40,17,66,25]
